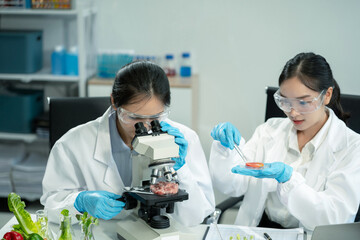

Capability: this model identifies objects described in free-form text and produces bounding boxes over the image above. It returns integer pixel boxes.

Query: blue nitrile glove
[231,162,293,183]
[74,191,125,220]
[160,121,188,171]
[211,122,241,150]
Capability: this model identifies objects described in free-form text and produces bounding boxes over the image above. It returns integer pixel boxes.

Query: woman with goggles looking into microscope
[209,52,360,233]
[41,61,215,225]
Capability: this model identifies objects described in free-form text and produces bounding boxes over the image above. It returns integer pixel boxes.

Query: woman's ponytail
[328,79,350,123]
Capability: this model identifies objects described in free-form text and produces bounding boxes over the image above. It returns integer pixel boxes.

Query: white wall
[95,0,360,202]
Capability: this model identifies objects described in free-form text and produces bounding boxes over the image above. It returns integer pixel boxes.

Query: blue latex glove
[211,122,241,150]
[160,121,188,170]
[231,162,293,183]
[74,191,125,220]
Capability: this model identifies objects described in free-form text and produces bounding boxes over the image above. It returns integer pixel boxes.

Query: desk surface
[0,214,208,240]
[0,215,313,240]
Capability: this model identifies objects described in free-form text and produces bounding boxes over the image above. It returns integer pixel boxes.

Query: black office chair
[49,96,111,149]
[213,86,360,224]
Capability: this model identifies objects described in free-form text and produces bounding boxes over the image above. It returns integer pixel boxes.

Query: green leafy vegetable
[76,212,99,240]
[58,209,72,240]
[7,193,40,237]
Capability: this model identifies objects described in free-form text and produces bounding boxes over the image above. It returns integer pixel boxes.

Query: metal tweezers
[233,144,247,164]
[123,186,154,195]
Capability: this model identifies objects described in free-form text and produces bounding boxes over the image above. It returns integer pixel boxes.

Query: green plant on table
[76,212,99,240]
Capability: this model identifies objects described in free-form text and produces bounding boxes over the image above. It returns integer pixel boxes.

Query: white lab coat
[210,109,360,232]
[41,107,215,226]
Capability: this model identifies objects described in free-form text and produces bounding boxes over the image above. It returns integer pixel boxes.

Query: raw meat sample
[245,162,264,169]
[150,181,179,195]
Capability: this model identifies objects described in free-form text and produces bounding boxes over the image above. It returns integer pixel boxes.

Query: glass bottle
[76,212,99,240]
[36,209,54,240]
[164,54,176,76]
[57,210,75,240]
[79,220,96,240]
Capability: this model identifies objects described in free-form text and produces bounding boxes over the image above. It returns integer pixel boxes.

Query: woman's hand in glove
[74,191,125,220]
[160,121,188,170]
[211,122,241,150]
[231,162,293,183]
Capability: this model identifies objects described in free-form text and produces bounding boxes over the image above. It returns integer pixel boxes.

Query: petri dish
[245,162,264,169]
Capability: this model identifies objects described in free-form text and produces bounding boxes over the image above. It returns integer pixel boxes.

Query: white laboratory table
[0,214,208,240]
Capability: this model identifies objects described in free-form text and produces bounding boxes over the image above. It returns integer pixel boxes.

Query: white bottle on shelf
[164,54,176,77]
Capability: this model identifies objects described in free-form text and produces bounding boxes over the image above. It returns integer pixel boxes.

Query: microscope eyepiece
[134,122,148,136]
[151,120,162,134]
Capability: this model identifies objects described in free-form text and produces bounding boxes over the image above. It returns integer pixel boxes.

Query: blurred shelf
[0,5,97,97]
[0,68,96,83]
[0,132,37,143]
[0,8,78,16]
[88,75,197,89]
[0,132,49,143]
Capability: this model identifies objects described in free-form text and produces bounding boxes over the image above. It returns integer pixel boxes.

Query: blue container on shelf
[65,46,79,76]
[51,45,66,75]
[0,88,44,133]
[0,30,43,73]
[25,0,31,8]
[97,50,134,78]
[180,52,192,77]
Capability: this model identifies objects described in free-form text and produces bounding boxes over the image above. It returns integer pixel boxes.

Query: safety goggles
[273,89,325,114]
[117,107,169,125]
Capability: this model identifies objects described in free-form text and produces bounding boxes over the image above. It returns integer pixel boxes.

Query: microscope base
[116,213,180,240]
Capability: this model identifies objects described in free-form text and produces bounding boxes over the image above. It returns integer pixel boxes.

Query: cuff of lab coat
[277,171,305,206]
[46,191,81,223]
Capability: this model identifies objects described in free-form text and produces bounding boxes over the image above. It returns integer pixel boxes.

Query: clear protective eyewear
[117,107,170,125]
[273,89,325,114]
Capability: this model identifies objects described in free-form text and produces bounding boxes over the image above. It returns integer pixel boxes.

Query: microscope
[118,120,189,231]
[132,120,179,185]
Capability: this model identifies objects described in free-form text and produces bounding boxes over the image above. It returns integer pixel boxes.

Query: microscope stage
[127,189,189,206]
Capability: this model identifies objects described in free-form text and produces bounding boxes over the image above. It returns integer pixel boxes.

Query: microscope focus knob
[138,208,147,220]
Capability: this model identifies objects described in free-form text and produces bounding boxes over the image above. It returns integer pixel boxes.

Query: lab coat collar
[94,107,113,164]
[269,108,347,153]
[310,108,332,151]
[287,108,332,154]
[93,107,124,193]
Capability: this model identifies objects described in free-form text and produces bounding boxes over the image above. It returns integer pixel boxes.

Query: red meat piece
[150,181,179,195]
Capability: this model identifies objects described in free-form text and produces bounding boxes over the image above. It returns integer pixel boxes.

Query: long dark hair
[279,52,349,123]
[112,61,171,108]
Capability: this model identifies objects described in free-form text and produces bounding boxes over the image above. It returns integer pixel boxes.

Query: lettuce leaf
[8,192,39,236]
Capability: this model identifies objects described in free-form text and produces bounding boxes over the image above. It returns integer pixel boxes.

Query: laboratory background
[0,0,360,230]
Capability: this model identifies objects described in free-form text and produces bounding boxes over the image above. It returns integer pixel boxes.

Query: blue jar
[180,52,191,77]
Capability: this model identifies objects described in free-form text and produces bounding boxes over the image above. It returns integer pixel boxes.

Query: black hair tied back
[279,52,349,123]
